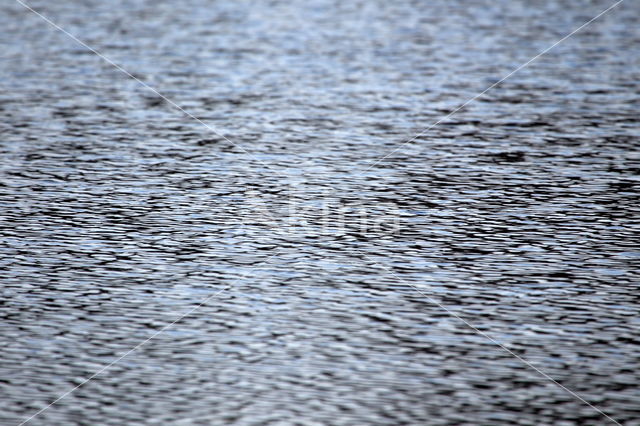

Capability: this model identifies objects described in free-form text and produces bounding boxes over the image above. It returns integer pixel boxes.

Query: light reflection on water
[1,0,639,424]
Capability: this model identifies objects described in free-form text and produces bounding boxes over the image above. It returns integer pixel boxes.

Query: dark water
[1,0,639,424]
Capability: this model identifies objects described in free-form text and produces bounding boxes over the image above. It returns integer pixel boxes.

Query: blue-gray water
[1,0,639,425]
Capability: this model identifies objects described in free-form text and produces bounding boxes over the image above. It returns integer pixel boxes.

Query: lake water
[1,0,639,424]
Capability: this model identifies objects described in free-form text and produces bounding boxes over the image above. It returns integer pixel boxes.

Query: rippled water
[1,0,639,424]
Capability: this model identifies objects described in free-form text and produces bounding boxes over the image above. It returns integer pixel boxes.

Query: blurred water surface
[1,0,639,424]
